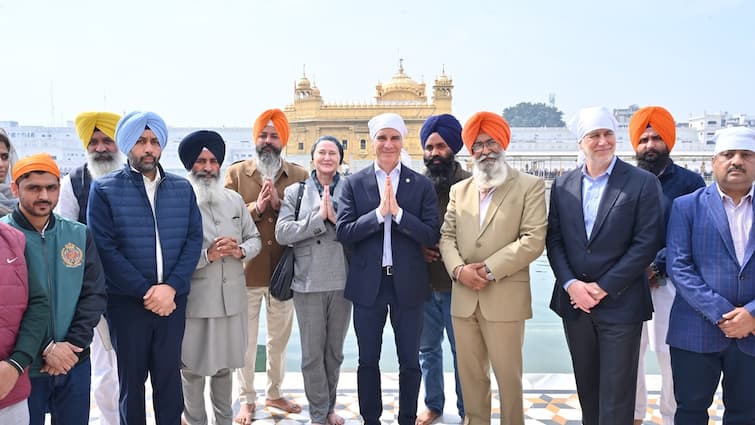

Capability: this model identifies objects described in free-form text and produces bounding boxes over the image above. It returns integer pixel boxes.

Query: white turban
[714,127,755,155]
[368,113,407,140]
[567,106,618,142]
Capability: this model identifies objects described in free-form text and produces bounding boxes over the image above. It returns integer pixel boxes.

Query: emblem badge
[61,242,83,268]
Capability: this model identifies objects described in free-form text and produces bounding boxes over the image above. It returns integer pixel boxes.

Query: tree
[502,102,565,127]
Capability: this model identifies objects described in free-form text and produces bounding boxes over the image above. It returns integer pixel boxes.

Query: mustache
[34,201,52,206]
[193,170,219,179]
[728,165,746,173]
[92,152,115,161]
[477,152,501,162]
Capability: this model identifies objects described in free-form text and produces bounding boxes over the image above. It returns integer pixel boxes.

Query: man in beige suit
[439,112,547,425]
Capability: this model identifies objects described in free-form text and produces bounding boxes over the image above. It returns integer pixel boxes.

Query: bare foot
[328,412,345,425]
[234,402,255,425]
[265,396,302,414]
[416,408,442,425]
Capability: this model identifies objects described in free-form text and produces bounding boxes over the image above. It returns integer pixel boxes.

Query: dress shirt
[717,184,754,266]
[373,162,403,267]
[139,168,164,283]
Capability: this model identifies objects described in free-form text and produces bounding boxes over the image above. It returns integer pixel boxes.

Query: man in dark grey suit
[546,106,663,425]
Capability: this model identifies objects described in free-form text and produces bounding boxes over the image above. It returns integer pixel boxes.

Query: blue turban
[178,130,226,170]
[420,114,463,154]
[115,111,168,154]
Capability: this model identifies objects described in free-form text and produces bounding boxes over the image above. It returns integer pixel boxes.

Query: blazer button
[740,275,745,281]
[268,217,274,223]
[586,249,591,254]
[267,240,273,246]
[476,242,482,247]
[316,240,321,244]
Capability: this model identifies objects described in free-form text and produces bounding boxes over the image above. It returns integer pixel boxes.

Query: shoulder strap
[294,181,305,220]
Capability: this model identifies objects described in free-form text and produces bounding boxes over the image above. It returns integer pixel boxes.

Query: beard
[188,171,225,205]
[473,151,508,191]
[424,153,456,192]
[256,144,282,180]
[636,148,671,175]
[128,152,160,175]
[87,150,125,179]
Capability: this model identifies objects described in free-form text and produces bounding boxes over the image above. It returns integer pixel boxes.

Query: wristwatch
[484,264,494,281]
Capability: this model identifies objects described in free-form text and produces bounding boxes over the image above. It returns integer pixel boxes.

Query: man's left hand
[0,361,20,399]
[719,307,755,339]
[144,284,177,316]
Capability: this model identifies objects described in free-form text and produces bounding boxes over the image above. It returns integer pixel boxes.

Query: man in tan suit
[224,109,308,423]
[439,112,547,425]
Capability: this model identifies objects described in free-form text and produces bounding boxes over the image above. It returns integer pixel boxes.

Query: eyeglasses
[471,139,499,153]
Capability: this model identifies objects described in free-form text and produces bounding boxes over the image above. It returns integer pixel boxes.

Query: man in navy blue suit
[336,113,439,425]
[547,106,663,425]
[666,127,755,424]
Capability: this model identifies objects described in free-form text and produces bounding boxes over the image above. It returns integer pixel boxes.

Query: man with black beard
[55,111,124,425]
[628,106,705,425]
[417,114,470,425]
[178,131,261,425]
[224,109,307,423]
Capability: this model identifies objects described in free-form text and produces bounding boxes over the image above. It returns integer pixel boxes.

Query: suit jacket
[275,176,348,293]
[336,164,439,307]
[438,165,547,321]
[224,158,308,287]
[547,158,663,323]
[666,183,755,355]
[188,188,261,318]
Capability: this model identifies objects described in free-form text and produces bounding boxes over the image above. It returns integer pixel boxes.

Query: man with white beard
[55,111,124,425]
[224,109,308,423]
[178,130,261,425]
[439,111,547,425]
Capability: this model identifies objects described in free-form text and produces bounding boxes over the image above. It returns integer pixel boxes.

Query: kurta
[181,188,262,375]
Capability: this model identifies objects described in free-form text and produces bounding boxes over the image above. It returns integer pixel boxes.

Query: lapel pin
[405,178,411,183]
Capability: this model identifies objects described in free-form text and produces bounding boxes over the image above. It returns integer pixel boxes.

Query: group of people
[0,103,753,425]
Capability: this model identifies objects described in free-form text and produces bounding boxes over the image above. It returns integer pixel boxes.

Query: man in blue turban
[417,113,470,424]
[87,111,203,425]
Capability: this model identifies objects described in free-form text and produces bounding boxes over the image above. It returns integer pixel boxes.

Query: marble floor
[74,373,725,425]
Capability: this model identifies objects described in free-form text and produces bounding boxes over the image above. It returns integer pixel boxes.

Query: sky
[1,0,753,128]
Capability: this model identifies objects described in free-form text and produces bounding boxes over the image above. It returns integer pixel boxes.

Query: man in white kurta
[178,130,261,425]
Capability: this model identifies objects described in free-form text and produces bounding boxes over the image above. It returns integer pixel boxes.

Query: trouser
[28,358,92,425]
[353,274,424,425]
[419,290,464,418]
[671,344,755,425]
[294,290,352,424]
[108,295,187,425]
[91,315,120,425]
[236,286,294,404]
[563,313,642,425]
[0,399,29,424]
[634,321,675,425]
[181,368,233,425]
[453,306,524,425]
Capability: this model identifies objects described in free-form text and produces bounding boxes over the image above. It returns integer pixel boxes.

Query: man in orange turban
[224,109,307,421]
[440,111,547,425]
[628,106,705,425]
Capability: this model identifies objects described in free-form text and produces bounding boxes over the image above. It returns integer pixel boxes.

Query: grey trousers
[293,290,352,424]
[181,368,233,425]
[0,399,29,424]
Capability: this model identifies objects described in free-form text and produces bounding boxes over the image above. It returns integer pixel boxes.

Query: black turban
[178,130,226,170]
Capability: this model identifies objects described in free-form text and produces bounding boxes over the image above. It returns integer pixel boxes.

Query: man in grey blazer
[547,106,663,425]
[178,131,261,425]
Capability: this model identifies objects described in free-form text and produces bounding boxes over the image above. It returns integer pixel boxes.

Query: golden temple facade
[283,61,453,166]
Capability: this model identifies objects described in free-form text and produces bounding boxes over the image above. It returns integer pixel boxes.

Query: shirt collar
[581,155,618,179]
[373,161,401,177]
[717,183,755,204]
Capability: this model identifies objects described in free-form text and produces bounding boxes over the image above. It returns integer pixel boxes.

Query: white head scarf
[567,106,618,142]
[713,127,755,155]
[368,113,407,140]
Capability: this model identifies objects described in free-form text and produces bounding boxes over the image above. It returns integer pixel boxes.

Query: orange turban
[628,106,676,152]
[74,112,121,150]
[462,112,511,152]
[12,153,60,182]
[253,109,290,147]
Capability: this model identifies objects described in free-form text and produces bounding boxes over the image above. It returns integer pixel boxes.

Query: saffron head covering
[567,106,618,142]
[420,114,463,154]
[12,153,60,182]
[253,109,290,146]
[462,111,511,152]
[713,127,755,155]
[368,113,407,140]
[178,130,226,170]
[628,106,676,152]
[74,112,121,149]
[115,111,168,154]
